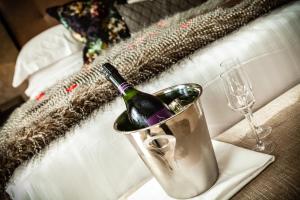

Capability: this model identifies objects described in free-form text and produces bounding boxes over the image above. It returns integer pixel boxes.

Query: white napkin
[127,140,275,200]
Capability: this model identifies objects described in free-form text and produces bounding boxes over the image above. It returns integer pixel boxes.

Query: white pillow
[13,25,83,87]
[25,51,83,99]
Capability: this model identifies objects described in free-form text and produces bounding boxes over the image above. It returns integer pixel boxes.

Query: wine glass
[220,59,272,139]
[220,59,274,153]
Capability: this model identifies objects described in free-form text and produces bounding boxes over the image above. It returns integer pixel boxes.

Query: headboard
[0,0,71,49]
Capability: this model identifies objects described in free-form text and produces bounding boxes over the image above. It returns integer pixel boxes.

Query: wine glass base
[246,125,272,139]
[252,140,276,154]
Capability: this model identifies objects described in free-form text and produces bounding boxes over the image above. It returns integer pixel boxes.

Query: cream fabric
[125,140,275,200]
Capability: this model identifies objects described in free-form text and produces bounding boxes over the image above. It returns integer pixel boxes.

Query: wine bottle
[101,63,173,128]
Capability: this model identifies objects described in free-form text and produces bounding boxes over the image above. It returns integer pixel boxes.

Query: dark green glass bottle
[101,63,173,128]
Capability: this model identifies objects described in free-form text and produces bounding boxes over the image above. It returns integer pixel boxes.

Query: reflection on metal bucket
[114,83,219,199]
[144,135,177,173]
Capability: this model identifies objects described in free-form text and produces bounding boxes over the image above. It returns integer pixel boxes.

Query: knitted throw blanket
[0,0,292,197]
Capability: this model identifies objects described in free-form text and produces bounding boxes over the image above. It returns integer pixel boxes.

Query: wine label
[118,82,132,94]
[146,107,173,126]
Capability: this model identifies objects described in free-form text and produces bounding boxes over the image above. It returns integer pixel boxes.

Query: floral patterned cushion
[47,0,130,65]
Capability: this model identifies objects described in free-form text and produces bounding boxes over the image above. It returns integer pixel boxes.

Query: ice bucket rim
[113,83,203,134]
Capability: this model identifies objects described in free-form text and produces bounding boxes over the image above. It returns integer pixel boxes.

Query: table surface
[215,83,300,200]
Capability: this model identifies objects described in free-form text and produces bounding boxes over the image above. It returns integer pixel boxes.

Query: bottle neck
[108,73,138,101]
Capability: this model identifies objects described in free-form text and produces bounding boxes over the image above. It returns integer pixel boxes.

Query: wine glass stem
[243,108,264,149]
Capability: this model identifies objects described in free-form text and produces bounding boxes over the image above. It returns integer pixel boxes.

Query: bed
[1,0,300,199]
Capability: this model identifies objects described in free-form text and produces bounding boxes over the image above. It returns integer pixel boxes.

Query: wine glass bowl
[221,68,256,112]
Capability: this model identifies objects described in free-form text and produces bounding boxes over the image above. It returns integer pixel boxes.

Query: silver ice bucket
[114,83,219,199]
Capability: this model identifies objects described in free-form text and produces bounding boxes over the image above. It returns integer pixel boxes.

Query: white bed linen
[7,2,300,200]
[13,25,83,87]
[25,51,83,99]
